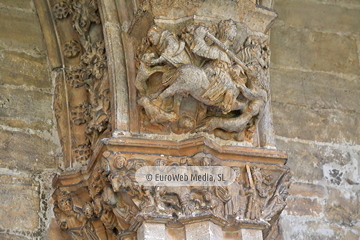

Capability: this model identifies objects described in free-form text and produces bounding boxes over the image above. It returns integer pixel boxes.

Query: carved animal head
[108,171,124,192]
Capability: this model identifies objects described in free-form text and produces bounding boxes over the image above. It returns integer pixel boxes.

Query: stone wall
[0,0,61,239]
[270,0,360,239]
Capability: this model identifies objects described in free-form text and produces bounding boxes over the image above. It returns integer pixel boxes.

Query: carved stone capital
[53,138,290,239]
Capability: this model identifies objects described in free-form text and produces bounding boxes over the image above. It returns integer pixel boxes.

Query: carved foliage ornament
[53,151,291,239]
[53,0,111,167]
[135,19,270,144]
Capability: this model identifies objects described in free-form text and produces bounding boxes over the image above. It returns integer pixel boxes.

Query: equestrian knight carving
[136,19,270,143]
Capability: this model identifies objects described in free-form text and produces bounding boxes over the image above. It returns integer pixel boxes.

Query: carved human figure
[246,191,262,221]
[195,38,269,139]
[136,20,251,127]
[262,185,288,221]
[225,167,247,220]
[153,20,247,114]
[135,18,274,144]
[262,171,291,220]
[146,26,192,68]
[54,191,90,240]
[100,185,129,234]
[135,26,192,96]
[196,191,225,218]
[140,186,156,211]
[154,185,180,214]
[251,165,272,198]
[82,201,108,240]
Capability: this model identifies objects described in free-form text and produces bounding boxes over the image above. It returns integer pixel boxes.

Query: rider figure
[146,26,192,68]
[191,19,246,114]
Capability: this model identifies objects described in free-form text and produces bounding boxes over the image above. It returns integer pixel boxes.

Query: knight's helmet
[217,19,237,44]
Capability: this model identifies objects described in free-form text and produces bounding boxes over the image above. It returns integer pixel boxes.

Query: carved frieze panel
[51,0,112,168]
[135,19,270,145]
[52,139,290,240]
[119,0,278,148]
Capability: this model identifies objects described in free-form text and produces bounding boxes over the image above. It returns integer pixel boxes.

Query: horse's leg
[152,82,180,109]
[230,99,247,111]
[135,64,168,95]
[173,95,183,116]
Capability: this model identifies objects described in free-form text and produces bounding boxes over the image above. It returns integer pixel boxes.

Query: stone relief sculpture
[136,19,270,144]
[50,0,289,239]
[53,0,111,168]
[53,151,291,239]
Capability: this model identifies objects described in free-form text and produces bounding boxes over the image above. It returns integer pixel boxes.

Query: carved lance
[245,164,257,219]
[205,31,249,72]
[246,164,256,195]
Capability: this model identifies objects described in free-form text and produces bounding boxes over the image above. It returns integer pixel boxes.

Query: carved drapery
[45,0,291,239]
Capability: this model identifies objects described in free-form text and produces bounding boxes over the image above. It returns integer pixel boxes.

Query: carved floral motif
[66,68,85,88]
[64,40,81,58]
[71,101,91,125]
[53,0,111,166]
[53,1,70,20]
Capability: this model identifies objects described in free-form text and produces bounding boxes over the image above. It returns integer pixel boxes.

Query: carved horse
[137,62,247,124]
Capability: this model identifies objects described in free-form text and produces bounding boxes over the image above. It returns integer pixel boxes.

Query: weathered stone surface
[45,219,73,240]
[270,23,360,75]
[241,229,263,240]
[285,198,322,217]
[185,221,223,240]
[138,223,166,240]
[280,219,360,240]
[0,130,57,171]
[0,174,40,231]
[273,102,360,144]
[0,51,51,88]
[0,233,30,240]
[166,227,186,240]
[315,0,360,7]
[275,0,360,35]
[0,0,34,11]
[271,68,360,113]
[0,7,46,54]
[325,188,359,226]
[288,182,326,198]
[0,87,53,131]
[276,138,353,181]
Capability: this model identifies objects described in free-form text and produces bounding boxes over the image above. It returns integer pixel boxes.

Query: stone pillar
[241,229,263,240]
[185,221,223,240]
[137,223,166,240]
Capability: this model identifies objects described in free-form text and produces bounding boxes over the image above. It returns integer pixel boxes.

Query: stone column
[241,229,263,240]
[185,221,223,240]
[137,223,166,240]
